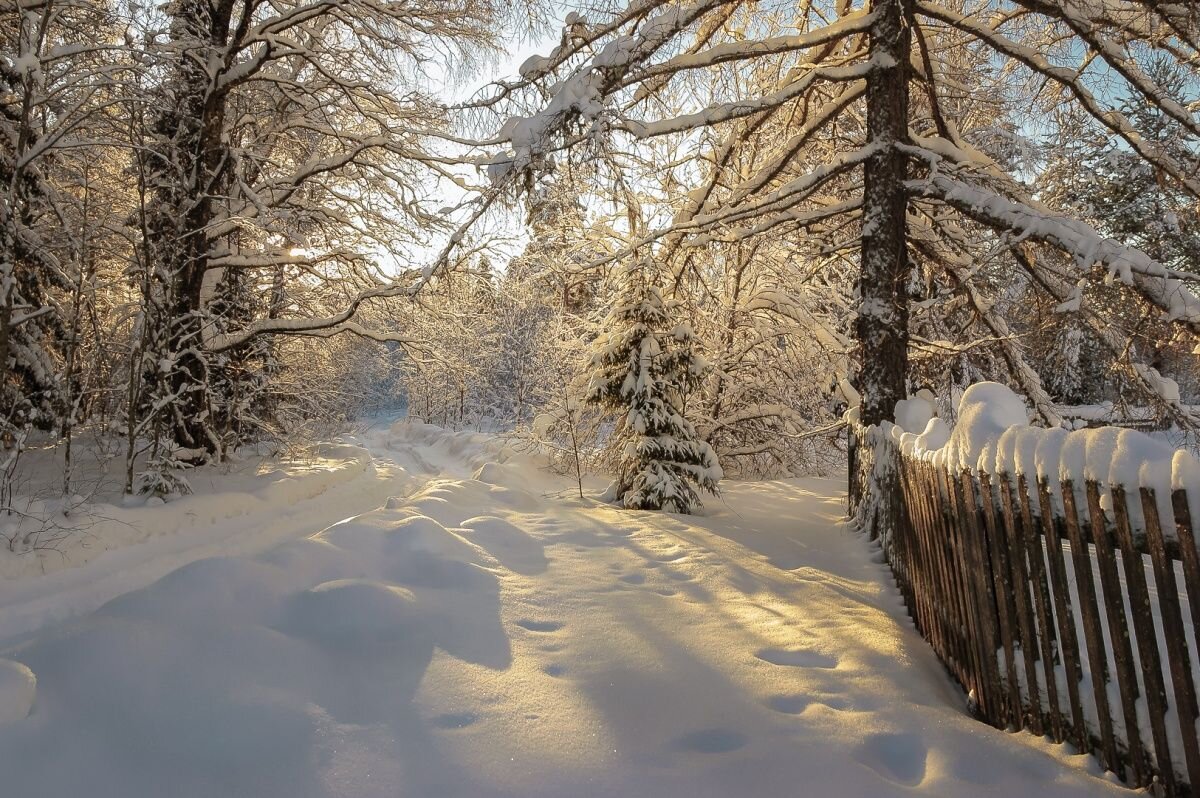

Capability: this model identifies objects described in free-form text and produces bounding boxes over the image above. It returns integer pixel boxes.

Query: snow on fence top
[886,383,1200,504]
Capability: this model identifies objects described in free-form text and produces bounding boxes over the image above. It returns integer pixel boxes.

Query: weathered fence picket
[855,426,1200,795]
[1014,474,1062,739]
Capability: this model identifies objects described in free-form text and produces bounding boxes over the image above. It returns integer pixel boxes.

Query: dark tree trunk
[144,0,238,459]
[851,0,912,523]
[857,0,912,427]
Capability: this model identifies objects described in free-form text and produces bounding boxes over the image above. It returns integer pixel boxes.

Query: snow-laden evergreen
[586,267,721,513]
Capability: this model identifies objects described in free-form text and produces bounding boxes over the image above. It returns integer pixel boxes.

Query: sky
[391,18,564,277]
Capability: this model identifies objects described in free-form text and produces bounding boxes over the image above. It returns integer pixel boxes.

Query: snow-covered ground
[0,421,1128,796]
[0,426,424,644]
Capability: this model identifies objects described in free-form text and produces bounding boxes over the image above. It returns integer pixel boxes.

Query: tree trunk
[858,0,911,426]
[145,0,237,459]
[851,0,911,526]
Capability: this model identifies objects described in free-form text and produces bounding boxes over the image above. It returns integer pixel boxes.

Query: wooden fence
[854,425,1200,795]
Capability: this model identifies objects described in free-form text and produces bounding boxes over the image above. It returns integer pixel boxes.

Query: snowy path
[0,420,492,647]
[0,423,1128,797]
[0,435,407,646]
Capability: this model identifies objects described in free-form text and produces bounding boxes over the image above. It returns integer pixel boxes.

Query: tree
[133,0,504,459]
[2,0,115,434]
[687,238,851,476]
[2,0,137,505]
[586,265,721,513]
[467,0,1200,537]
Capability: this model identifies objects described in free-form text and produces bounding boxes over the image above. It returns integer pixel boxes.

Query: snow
[892,383,1200,525]
[1145,367,1182,405]
[13,51,40,77]
[518,54,552,79]
[894,394,935,437]
[899,417,950,458]
[0,421,1130,796]
[491,65,607,178]
[930,382,1030,473]
[1053,281,1085,314]
[0,658,36,723]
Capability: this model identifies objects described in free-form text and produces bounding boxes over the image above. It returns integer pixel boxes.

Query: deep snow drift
[0,421,1127,797]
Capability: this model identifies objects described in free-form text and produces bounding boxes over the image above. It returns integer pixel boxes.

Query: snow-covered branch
[908,173,1200,332]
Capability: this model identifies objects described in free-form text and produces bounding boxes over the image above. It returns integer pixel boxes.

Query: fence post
[1061,480,1119,775]
[997,475,1044,736]
[1015,473,1063,741]
[1142,487,1200,788]
[936,465,992,718]
[1111,487,1175,793]
[1170,490,1200,654]
[978,472,1024,726]
[956,470,1008,728]
[1085,480,1143,783]
[1037,477,1088,753]
[927,462,982,704]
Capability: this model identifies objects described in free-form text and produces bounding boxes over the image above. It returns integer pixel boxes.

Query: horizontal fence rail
[853,425,1200,796]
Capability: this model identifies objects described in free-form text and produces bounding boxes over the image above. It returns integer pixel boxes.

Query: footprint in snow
[674,728,747,754]
[853,732,928,787]
[755,648,838,668]
[430,711,478,730]
[514,619,563,633]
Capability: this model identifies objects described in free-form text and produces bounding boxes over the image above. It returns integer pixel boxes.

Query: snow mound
[898,383,1200,520]
[0,659,35,722]
[894,394,935,437]
[936,383,1029,473]
[95,556,289,625]
[1056,424,1177,487]
[898,418,950,458]
[485,484,542,511]
[380,517,495,591]
[459,516,549,575]
[473,461,526,490]
[400,494,464,527]
[404,478,541,527]
[279,579,427,650]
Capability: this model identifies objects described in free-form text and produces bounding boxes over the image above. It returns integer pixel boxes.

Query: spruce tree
[586,266,721,513]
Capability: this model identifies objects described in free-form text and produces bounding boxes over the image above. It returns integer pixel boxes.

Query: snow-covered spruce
[134,453,193,501]
[586,268,721,513]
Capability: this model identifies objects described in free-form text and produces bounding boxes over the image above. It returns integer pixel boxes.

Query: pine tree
[586,266,721,513]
